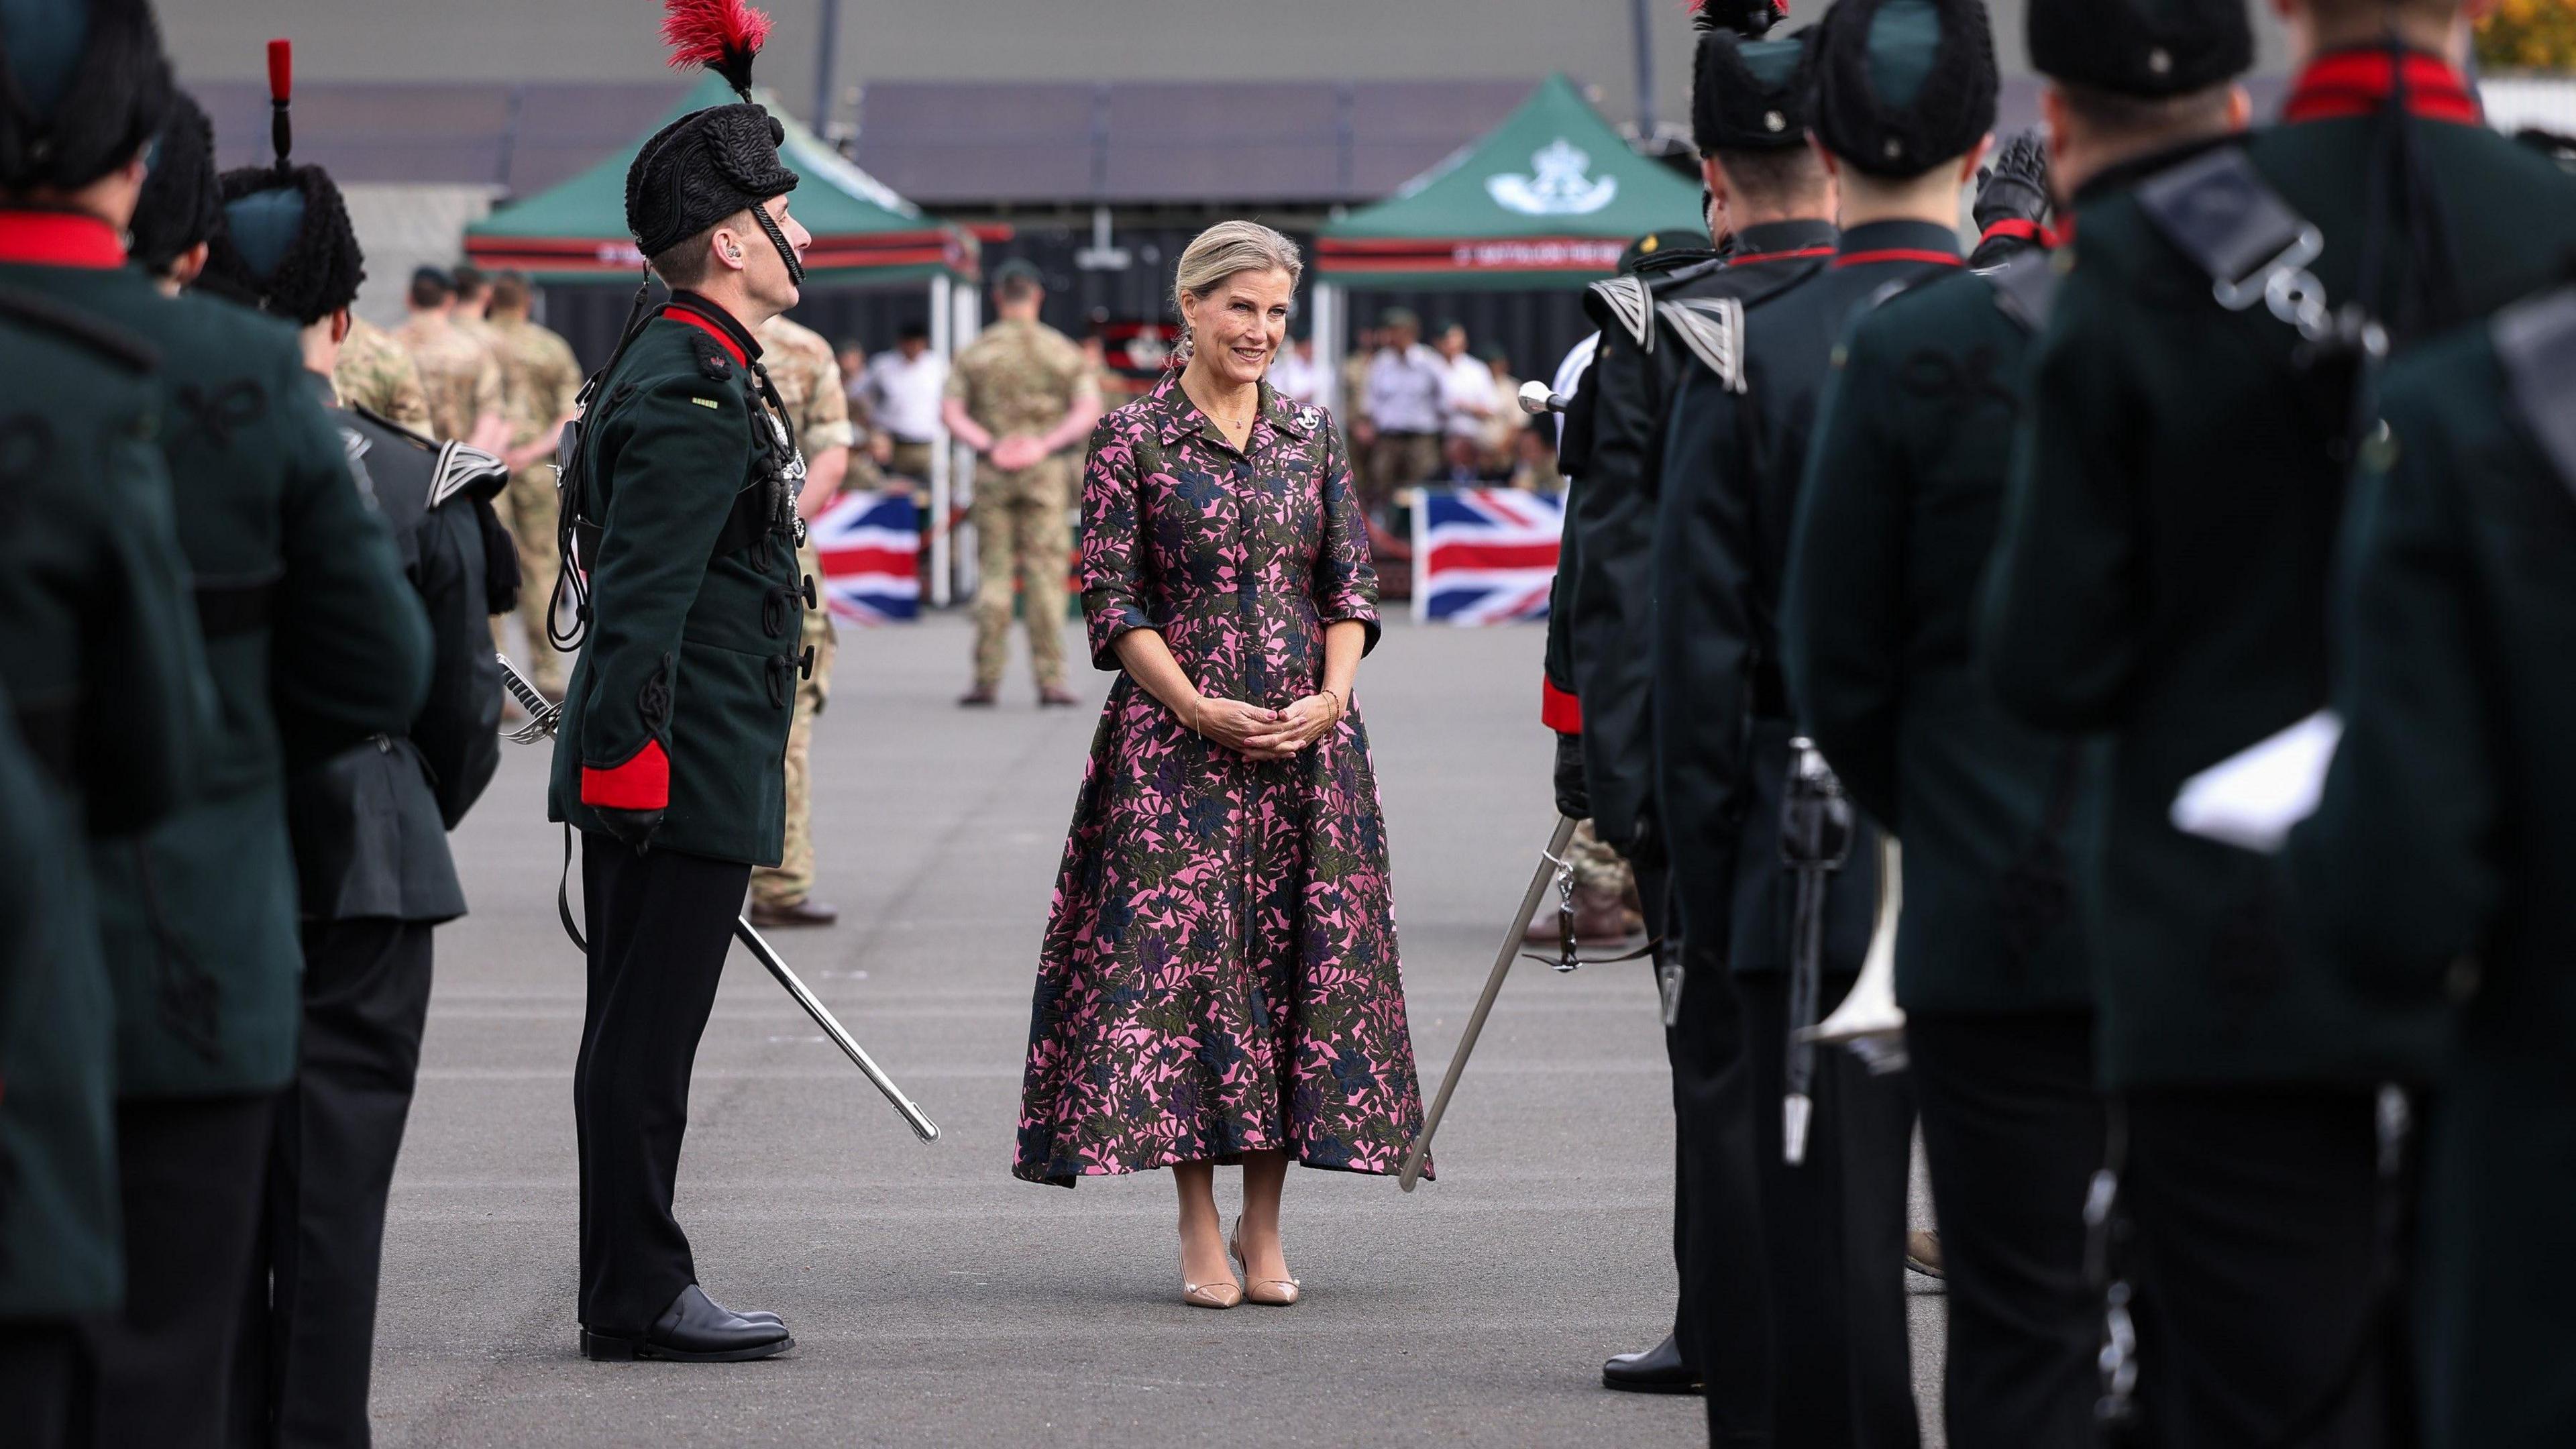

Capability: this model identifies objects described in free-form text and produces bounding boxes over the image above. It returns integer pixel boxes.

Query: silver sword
[1398,814,1581,1191]
[496,653,941,1143]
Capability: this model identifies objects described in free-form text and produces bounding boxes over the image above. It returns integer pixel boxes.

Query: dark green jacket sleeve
[1981,263,2147,732]
[2289,376,2500,998]
[1784,317,1907,833]
[577,372,753,801]
[269,358,433,763]
[411,500,504,828]
[1568,326,1664,845]
[78,419,213,837]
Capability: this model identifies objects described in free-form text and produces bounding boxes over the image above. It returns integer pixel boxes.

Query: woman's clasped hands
[1189,690,1343,759]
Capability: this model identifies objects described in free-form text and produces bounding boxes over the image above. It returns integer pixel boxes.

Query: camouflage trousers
[751,533,837,907]
[1566,818,1634,895]
[489,463,566,694]
[970,458,1071,691]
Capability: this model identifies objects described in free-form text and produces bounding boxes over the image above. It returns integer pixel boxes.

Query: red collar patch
[0,211,127,268]
[1832,248,1966,271]
[2284,50,2479,126]
[663,303,749,367]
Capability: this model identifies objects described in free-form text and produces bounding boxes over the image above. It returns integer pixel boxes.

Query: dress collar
[1149,370,1303,454]
[0,209,127,268]
[661,290,763,366]
[1724,219,1839,266]
[1831,219,1965,270]
[2284,46,2479,126]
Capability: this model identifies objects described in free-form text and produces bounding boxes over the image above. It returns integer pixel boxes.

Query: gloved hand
[1552,731,1591,820]
[594,806,664,854]
[1974,129,2054,241]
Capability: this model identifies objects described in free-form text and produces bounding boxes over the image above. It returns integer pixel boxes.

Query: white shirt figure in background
[1432,320,1493,439]
[862,325,950,445]
[1270,334,1324,407]
[1363,310,1447,436]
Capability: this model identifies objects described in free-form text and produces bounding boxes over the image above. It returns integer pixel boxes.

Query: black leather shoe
[1603,1334,1701,1395]
[698,1288,783,1328]
[582,1285,792,1362]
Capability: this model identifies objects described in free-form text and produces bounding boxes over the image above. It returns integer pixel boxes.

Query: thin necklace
[1183,370,1259,432]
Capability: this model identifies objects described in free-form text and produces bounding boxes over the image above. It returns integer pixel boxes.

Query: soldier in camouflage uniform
[394,265,502,445]
[941,259,1101,706]
[483,270,582,696]
[750,311,854,926]
[333,313,432,431]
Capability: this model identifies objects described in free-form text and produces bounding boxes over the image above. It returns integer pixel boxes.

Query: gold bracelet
[1320,688,1344,720]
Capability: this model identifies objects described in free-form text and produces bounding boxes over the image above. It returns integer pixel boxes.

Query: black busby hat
[627,0,801,279]
[0,0,173,193]
[1693,18,1818,156]
[2027,0,2251,99]
[129,88,217,274]
[199,42,365,327]
[1811,0,2000,178]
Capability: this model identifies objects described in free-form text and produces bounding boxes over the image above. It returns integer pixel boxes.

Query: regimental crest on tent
[1485,138,1620,217]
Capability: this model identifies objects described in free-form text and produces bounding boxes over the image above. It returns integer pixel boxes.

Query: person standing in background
[395,266,506,450]
[750,310,854,928]
[1338,323,1379,455]
[1360,309,1443,513]
[1477,345,1521,472]
[1432,319,1493,458]
[864,319,946,486]
[483,270,582,698]
[943,259,1102,708]
[334,312,434,432]
[448,262,493,340]
[1269,330,1323,407]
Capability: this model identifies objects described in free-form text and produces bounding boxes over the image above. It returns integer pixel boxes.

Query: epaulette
[431,440,511,508]
[1636,246,1720,278]
[352,403,437,449]
[1587,274,1657,350]
[1983,250,2063,333]
[1655,297,1748,394]
[2493,284,2576,498]
[0,282,159,374]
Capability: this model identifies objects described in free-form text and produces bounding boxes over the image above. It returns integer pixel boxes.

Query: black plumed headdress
[1693,24,1818,156]
[0,0,173,193]
[2026,0,2250,99]
[129,88,217,273]
[1691,0,1789,39]
[625,0,801,277]
[1811,0,1999,178]
[197,42,363,325]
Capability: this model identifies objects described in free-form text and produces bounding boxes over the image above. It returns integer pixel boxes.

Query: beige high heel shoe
[1182,1229,1242,1308]
[1230,1220,1301,1306]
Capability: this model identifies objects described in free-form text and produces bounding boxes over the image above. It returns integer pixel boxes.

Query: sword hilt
[497,653,561,743]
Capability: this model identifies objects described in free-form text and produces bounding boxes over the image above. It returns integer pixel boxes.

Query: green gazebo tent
[465,74,973,286]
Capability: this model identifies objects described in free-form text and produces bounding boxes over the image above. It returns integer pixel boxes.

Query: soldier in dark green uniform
[1656,2,2000,1442]
[1980,0,2576,1440]
[545,13,809,1362]
[0,272,207,1449]
[0,11,433,1440]
[196,105,515,1444]
[1782,4,2249,1441]
[2291,282,2576,1449]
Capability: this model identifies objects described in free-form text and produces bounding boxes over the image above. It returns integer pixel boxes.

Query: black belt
[194,575,279,638]
[12,691,77,780]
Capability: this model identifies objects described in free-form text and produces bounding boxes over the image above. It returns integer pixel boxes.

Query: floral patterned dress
[1014,372,1430,1187]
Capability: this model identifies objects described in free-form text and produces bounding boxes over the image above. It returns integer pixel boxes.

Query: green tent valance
[1316,73,1703,291]
[466,75,975,286]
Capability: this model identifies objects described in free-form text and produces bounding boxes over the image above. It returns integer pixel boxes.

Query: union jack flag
[813,490,921,625]
[1411,487,1564,625]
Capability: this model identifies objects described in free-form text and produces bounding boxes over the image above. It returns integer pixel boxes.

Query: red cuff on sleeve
[1541,677,1582,734]
[1977,217,2060,251]
[581,740,670,810]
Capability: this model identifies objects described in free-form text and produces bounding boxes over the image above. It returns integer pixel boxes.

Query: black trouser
[576,835,751,1335]
[1633,861,1695,1364]
[1909,1010,2106,1449]
[1733,970,1919,1449]
[2123,1085,2402,1449]
[1674,956,1771,1446]
[78,1093,275,1449]
[0,1322,85,1449]
[232,918,434,1449]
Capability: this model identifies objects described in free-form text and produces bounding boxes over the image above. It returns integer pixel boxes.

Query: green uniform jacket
[548,297,802,865]
[9,260,435,1100]
[1784,258,2094,1015]
[0,279,209,1317]
[1653,220,1955,977]
[2290,292,2576,1449]
[1980,91,2576,1088]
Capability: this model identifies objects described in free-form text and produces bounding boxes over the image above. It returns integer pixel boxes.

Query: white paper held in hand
[2169,710,2345,854]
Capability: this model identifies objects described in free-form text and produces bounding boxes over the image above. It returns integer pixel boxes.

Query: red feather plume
[661,0,773,100]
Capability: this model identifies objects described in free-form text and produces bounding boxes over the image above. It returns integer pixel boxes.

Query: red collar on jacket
[660,292,759,367]
[0,210,126,268]
[2284,48,2479,125]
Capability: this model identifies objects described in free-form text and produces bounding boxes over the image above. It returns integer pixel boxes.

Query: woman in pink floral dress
[1014,222,1429,1308]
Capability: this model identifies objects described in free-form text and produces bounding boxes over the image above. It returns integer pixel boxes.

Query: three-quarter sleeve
[1079,414,1157,669]
[1310,418,1381,655]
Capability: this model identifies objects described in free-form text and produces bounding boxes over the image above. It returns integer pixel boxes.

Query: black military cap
[199,51,366,327]
[129,89,217,275]
[411,264,453,293]
[2027,0,2251,99]
[1811,0,2000,178]
[1692,1,1813,155]
[991,258,1044,288]
[1620,229,1713,273]
[0,0,173,193]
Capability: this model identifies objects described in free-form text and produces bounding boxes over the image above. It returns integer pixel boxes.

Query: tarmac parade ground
[375,614,1943,1446]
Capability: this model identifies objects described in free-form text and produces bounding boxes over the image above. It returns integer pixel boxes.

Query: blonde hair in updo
[1169,220,1303,368]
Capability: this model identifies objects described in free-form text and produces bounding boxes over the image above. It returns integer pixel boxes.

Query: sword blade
[496,653,561,741]
[732,916,942,1143]
[1398,814,1580,1192]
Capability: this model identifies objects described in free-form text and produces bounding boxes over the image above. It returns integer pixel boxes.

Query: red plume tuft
[266,38,292,103]
[661,0,773,100]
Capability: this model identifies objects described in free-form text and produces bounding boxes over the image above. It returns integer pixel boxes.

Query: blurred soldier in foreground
[546,0,808,1360]
[751,309,855,927]
[0,15,213,1439]
[942,258,1101,707]
[333,312,433,431]
[4,15,433,1442]
[203,104,513,1446]
[484,269,582,698]
[396,264,504,449]
[1784,5,2248,1441]
[1982,0,2576,1440]
[2292,280,2576,1449]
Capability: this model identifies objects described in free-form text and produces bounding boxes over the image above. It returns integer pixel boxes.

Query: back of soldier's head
[2027,0,2250,191]
[1691,4,1831,217]
[0,0,174,205]
[488,270,532,315]
[1809,0,2000,180]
